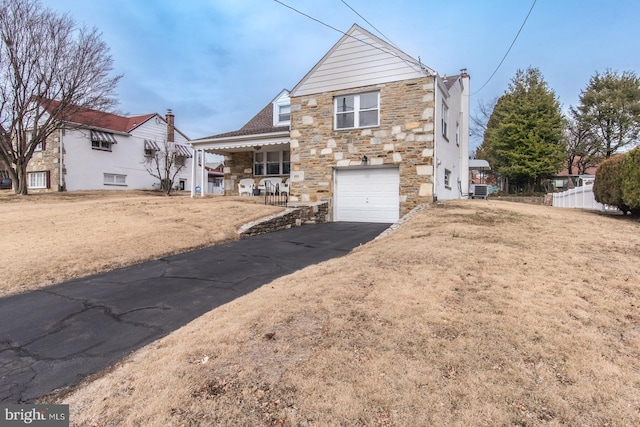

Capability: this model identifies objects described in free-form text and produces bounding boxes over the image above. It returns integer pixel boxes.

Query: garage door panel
[335,167,399,223]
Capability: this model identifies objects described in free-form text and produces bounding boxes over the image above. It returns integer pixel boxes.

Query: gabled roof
[196,100,289,140]
[442,74,461,90]
[291,24,435,97]
[41,100,189,140]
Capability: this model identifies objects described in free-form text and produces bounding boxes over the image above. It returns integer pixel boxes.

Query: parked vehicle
[0,178,12,190]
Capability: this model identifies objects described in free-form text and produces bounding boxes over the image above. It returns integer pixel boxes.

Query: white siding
[292,26,427,97]
[433,75,470,200]
[62,117,192,191]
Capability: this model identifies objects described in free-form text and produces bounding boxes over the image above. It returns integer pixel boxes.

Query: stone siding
[27,132,61,192]
[238,201,329,237]
[223,151,253,195]
[290,76,437,216]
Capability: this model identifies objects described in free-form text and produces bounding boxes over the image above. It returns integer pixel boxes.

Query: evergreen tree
[481,67,565,192]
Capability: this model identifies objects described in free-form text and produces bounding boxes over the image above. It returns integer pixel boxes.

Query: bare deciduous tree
[144,140,187,195]
[469,97,497,156]
[564,112,602,175]
[0,0,121,194]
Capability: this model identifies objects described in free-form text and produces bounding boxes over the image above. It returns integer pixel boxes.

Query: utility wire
[471,0,537,96]
[272,0,431,74]
[340,0,399,49]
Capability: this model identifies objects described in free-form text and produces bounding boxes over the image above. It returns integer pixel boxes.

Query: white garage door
[334,167,399,223]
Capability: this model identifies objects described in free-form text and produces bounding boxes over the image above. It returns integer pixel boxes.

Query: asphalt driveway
[0,222,389,403]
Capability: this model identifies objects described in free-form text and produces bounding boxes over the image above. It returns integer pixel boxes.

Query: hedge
[594,147,640,214]
[621,147,640,212]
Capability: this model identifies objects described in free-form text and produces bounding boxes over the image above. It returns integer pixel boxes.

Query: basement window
[104,173,127,186]
[444,169,451,189]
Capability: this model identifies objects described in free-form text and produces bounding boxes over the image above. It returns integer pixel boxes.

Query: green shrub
[594,154,628,211]
[621,147,640,214]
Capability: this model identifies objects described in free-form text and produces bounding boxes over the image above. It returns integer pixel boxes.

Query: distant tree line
[474,67,640,194]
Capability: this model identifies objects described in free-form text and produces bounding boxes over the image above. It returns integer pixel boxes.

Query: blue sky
[40,0,640,151]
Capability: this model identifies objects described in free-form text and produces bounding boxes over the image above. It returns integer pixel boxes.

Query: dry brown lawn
[4,192,639,426]
[0,190,283,297]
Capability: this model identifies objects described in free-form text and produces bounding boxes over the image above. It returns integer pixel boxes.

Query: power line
[339,0,398,49]
[471,0,537,96]
[272,0,432,74]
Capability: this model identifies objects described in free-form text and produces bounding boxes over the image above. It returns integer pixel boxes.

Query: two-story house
[26,106,193,192]
[191,24,469,222]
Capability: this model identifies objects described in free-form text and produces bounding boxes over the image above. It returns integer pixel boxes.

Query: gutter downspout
[58,129,64,191]
[433,75,439,203]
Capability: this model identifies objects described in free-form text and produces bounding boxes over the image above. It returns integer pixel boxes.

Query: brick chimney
[166,109,175,142]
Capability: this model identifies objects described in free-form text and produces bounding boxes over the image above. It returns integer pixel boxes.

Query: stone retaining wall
[238,201,329,237]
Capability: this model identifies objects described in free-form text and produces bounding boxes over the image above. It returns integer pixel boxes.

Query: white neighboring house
[27,105,193,192]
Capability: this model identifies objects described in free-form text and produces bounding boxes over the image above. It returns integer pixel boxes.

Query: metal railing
[264,181,288,207]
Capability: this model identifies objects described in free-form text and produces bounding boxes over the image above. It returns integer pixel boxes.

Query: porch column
[200,150,206,197]
[190,148,198,197]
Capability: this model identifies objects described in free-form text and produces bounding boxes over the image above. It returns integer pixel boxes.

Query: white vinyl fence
[551,184,614,211]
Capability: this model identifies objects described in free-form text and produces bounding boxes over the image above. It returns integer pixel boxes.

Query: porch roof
[190,131,289,154]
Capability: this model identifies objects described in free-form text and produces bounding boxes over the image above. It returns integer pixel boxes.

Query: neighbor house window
[441,102,449,139]
[444,169,451,188]
[254,150,290,176]
[28,171,49,189]
[104,173,126,186]
[91,130,117,151]
[27,131,46,151]
[334,91,379,130]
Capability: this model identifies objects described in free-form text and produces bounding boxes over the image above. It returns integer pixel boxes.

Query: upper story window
[91,130,117,151]
[273,91,291,126]
[441,102,449,139]
[334,91,379,130]
[27,130,46,151]
[455,121,460,146]
[277,104,291,123]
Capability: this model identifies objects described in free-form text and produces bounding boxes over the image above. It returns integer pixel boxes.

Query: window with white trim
[455,121,460,146]
[441,102,449,139]
[277,104,291,124]
[444,169,451,188]
[253,150,290,176]
[334,92,379,130]
[28,171,49,189]
[104,173,126,186]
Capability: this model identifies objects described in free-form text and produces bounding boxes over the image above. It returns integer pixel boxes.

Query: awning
[469,159,491,170]
[144,139,160,150]
[175,144,193,158]
[91,130,117,144]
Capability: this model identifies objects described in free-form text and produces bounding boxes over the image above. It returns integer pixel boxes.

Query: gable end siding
[292,28,427,97]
